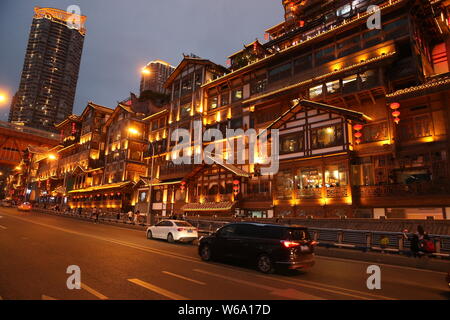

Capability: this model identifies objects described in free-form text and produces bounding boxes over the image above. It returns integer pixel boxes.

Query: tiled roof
[181,201,236,212]
[68,181,134,194]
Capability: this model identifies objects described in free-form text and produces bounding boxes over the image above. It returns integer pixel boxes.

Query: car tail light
[310,241,319,246]
[177,228,185,232]
[282,241,300,248]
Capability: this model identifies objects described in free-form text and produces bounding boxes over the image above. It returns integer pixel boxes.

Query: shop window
[384,17,409,40]
[268,63,292,83]
[297,169,323,189]
[311,124,343,149]
[294,54,313,74]
[326,80,340,95]
[275,170,294,200]
[194,71,202,88]
[180,103,191,118]
[336,4,351,17]
[181,75,193,96]
[229,117,243,130]
[325,166,348,187]
[221,92,229,106]
[309,84,323,99]
[342,74,358,93]
[360,70,378,89]
[363,29,382,48]
[280,132,304,154]
[398,115,432,141]
[361,122,389,143]
[338,35,361,58]
[250,78,267,95]
[232,88,243,102]
[208,96,218,110]
[315,46,335,65]
[139,191,147,202]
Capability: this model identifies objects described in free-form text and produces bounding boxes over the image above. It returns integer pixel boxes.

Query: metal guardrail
[32,209,450,259]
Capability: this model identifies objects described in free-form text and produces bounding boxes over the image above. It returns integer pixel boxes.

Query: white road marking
[317,255,448,275]
[128,278,188,300]
[193,269,324,300]
[0,225,7,230]
[81,283,108,300]
[162,271,206,285]
[41,295,57,300]
[3,213,412,300]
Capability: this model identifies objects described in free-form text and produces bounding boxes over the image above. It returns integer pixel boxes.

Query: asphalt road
[0,207,448,300]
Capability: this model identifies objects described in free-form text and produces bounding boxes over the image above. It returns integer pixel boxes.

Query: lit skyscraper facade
[9,7,87,132]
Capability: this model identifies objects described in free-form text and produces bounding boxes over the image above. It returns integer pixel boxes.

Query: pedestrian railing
[33,209,450,259]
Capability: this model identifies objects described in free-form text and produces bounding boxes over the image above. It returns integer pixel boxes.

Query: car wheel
[200,244,213,261]
[167,233,175,243]
[257,254,275,274]
[146,230,153,240]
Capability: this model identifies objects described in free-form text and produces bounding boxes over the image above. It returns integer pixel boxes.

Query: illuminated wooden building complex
[25,0,450,220]
[158,0,450,219]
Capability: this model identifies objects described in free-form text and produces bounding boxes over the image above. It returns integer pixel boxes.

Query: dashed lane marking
[41,295,57,300]
[193,269,324,300]
[81,283,108,300]
[0,225,7,230]
[128,278,188,300]
[5,213,401,300]
[162,271,206,286]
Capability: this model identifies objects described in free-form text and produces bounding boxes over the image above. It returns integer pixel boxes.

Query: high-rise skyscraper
[140,60,175,95]
[9,7,87,132]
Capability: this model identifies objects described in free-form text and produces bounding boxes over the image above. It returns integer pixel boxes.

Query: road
[0,207,448,300]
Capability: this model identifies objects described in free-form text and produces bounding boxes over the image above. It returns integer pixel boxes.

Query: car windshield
[285,228,310,241]
[174,221,192,227]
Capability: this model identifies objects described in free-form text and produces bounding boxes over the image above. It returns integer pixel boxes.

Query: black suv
[198,222,316,273]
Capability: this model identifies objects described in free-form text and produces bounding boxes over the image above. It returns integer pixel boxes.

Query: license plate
[300,245,310,253]
[187,230,193,233]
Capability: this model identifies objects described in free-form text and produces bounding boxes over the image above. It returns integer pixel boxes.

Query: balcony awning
[134,177,182,189]
[68,181,134,194]
[258,99,370,139]
[52,186,66,195]
[181,201,236,212]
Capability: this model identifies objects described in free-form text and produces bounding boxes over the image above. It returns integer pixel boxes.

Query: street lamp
[48,154,57,160]
[128,127,139,136]
[141,67,151,75]
[146,142,156,226]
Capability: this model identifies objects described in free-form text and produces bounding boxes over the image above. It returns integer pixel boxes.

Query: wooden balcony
[159,162,195,180]
[353,182,450,207]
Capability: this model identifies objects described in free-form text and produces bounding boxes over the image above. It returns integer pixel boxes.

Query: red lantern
[233,180,240,185]
[394,118,400,124]
[353,123,363,145]
[392,110,400,118]
[390,102,400,110]
[299,20,305,27]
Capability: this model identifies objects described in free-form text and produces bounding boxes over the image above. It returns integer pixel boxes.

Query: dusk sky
[0,0,283,121]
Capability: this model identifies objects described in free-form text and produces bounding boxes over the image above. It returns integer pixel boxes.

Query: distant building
[8,7,87,132]
[140,60,175,95]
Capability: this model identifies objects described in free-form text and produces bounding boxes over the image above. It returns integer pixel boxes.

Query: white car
[146,220,198,243]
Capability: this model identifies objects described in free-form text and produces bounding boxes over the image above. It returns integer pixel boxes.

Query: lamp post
[128,126,155,225]
[146,141,155,226]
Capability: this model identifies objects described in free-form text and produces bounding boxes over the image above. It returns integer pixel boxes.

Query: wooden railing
[354,182,450,198]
